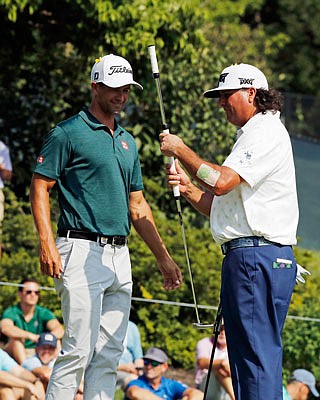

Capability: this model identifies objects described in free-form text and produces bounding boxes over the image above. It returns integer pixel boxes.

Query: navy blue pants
[220,244,296,400]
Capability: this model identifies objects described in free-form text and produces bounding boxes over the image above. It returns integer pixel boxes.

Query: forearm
[126,387,163,400]
[197,358,222,371]
[18,368,38,383]
[182,183,213,217]
[0,371,34,390]
[131,200,170,262]
[183,388,204,400]
[174,142,219,180]
[50,326,64,339]
[1,323,36,341]
[30,175,56,245]
[47,320,64,339]
[31,366,51,382]
[30,174,63,277]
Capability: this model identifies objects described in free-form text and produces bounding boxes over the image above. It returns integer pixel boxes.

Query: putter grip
[163,128,180,198]
[148,45,159,74]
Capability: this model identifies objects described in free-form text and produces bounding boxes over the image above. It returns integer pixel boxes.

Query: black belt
[58,230,127,247]
[221,236,280,255]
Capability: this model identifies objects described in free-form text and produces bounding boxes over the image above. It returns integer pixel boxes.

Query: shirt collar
[79,108,120,134]
[236,110,280,139]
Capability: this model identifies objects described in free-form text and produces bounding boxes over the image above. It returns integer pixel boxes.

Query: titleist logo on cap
[108,65,133,76]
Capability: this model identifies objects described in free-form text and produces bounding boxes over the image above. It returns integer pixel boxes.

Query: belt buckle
[100,236,108,246]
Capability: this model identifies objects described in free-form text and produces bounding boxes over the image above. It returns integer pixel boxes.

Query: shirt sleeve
[39,307,57,324]
[130,149,144,192]
[126,378,146,391]
[22,356,42,371]
[223,125,284,188]
[34,126,72,180]
[0,144,12,170]
[196,338,211,360]
[169,379,188,399]
[128,324,143,361]
[2,306,17,322]
[0,349,18,371]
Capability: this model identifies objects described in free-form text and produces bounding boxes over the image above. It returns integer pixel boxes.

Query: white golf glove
[296,263,311,285]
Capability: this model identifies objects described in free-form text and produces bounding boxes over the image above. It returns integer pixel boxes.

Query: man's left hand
[158,258,183,290]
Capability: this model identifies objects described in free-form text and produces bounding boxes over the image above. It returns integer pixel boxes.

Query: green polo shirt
[2,304,57,349]
[34,109,144,236]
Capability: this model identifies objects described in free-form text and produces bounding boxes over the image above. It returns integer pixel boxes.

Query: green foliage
[0,0,319,385]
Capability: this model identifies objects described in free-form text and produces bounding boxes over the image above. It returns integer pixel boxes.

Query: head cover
[91,54,143,90]
[142,347,168,363]
[291,369,319,397]
[36,332,58,349]
[204,63,268,98]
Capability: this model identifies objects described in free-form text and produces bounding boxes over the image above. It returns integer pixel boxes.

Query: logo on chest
[121,140,129,151]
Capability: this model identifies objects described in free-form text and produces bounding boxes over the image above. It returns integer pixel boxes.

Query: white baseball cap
[91,54,143,90]
[204,63,268,98]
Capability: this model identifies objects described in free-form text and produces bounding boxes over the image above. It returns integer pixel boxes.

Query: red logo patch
[37,155,44,163]
[121,140,129,151]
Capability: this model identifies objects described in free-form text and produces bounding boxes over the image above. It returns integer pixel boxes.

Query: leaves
[0,0,319,376]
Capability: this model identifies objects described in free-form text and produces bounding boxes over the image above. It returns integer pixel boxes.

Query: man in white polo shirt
[160,63,304,400]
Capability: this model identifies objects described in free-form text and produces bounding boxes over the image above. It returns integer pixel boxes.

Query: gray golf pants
[45,237,132,400]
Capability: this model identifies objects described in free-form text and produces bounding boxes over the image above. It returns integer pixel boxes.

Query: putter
[148,45,211,328]
[203,302,223,400]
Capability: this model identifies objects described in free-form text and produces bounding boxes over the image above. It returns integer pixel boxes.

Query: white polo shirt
[0,141,12,189]
[210,111,299,245]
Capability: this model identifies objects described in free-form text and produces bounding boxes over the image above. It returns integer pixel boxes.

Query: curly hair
[254,88,283,114]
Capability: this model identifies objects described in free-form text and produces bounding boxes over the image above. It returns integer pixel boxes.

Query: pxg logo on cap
[204,63,268,98]
[91,54,143,90]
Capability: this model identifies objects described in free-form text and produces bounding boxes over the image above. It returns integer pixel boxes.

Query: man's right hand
[165,159,191,194]
[27,332,40,343]
[39,241,63,278]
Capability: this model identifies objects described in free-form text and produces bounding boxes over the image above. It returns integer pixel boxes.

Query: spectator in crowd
[22,332,83,399]
[117,320,143,390]
[125,347,203,400]
[22,332,58,390]
[195,323,234,400]
[0,139,13,257]
[283,369,319,400]
[1,278,64,364]
[0,347,45,399]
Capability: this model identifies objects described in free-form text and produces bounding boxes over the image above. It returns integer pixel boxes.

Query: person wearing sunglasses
[1,278,64,364]
[125,347,203,400]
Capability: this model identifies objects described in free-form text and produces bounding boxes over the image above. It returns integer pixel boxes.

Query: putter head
[192,322,214,329]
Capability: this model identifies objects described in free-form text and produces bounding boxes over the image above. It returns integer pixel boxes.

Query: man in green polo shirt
[1,278,64,364]
[29,54,182,400]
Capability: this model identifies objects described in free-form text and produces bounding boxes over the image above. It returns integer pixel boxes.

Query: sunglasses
[25,290,40,295]
[144,359,163,367]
